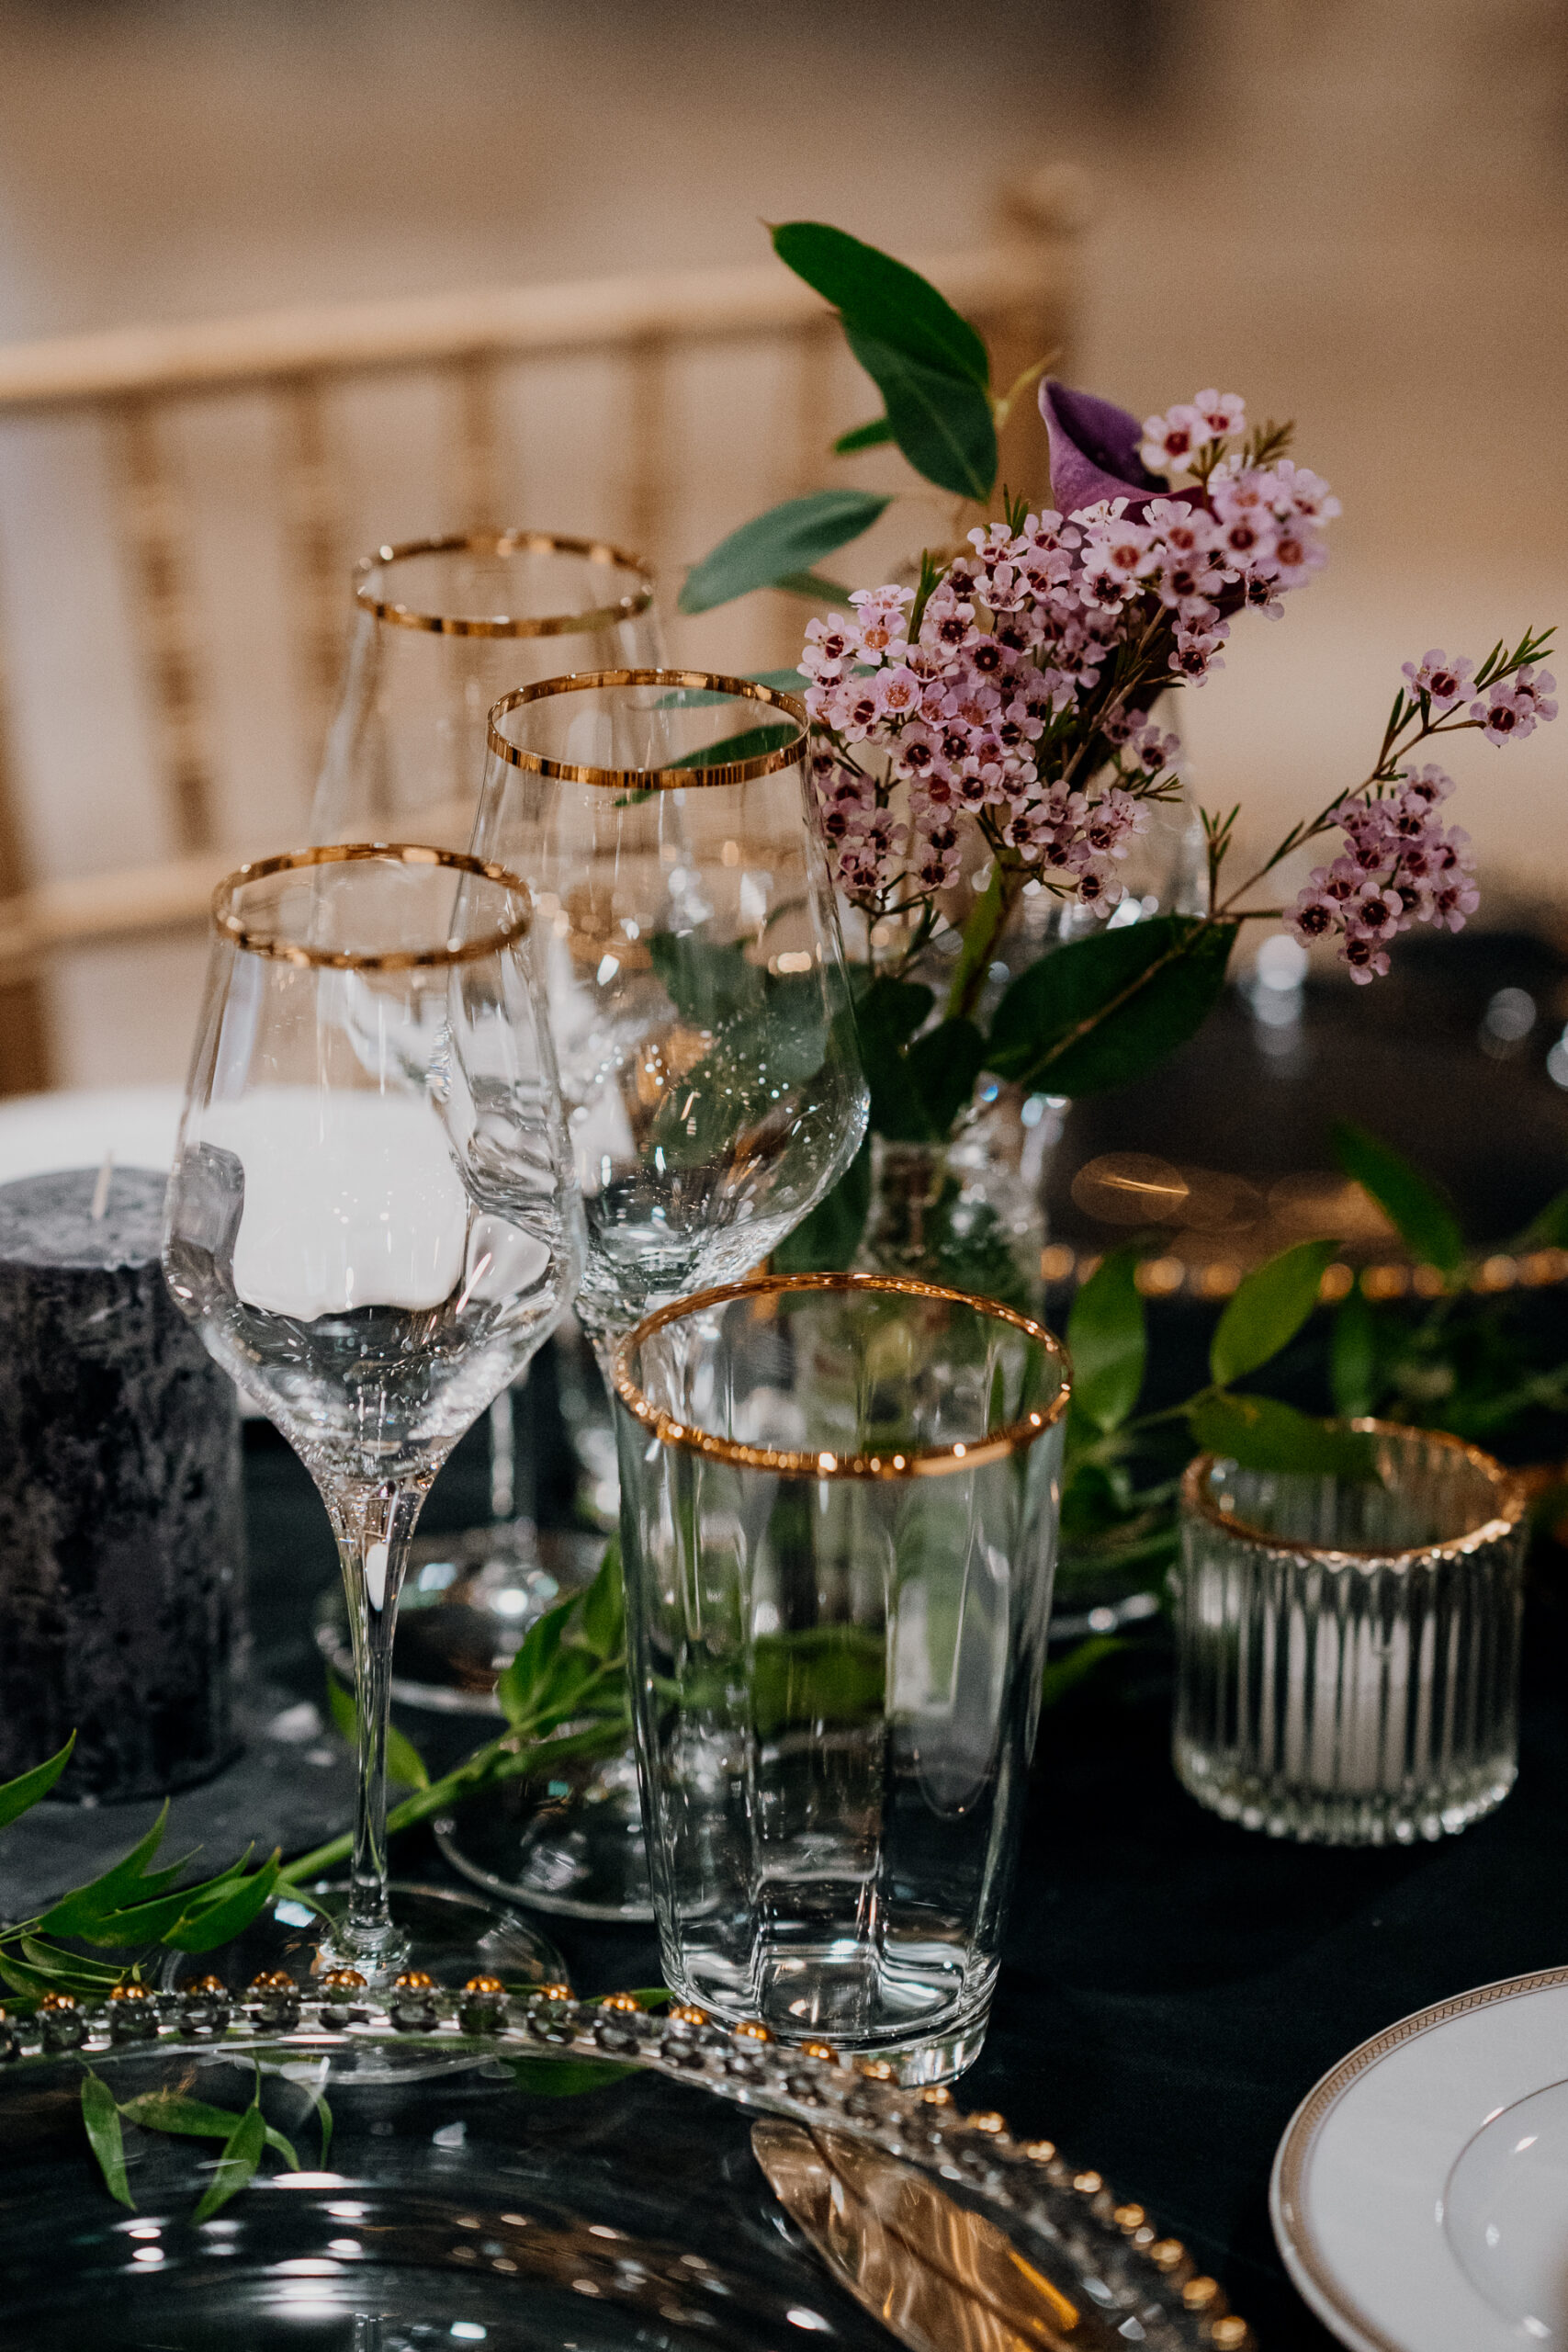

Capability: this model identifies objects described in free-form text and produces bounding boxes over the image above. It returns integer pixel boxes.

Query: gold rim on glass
[355,531,653,639]
[1180,1419,1526,1564]
[488,669,808,790]
[212,842,532,969]
[612,1271,1071,1480]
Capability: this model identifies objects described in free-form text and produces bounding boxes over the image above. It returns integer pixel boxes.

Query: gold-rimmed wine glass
[309,532,663,1711]
[163,844,583,1982]
[432,670,869,1920]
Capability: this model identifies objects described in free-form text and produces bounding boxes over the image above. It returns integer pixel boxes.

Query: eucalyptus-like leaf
[117,2089,299,2173]
[39,1808,187,1939]
[904,1018,986,1137]
[678,489,889,615]
[852,975,939,1142]
[746,667,811,695]
[167,1852,280,1954]
[494,1590,578,1731]
[1066,1247,1145,1435]
[841,326,997,503]
[770,222,990,386]
[1330,1286,1379,1419]
[192,2100,267,2223]
[833,416,894,454]
[325,1668,429,1791]
[985,918,1238,1099]
[0,1733,75,1828]
[773,1136,873,1276]
[1189,1393,1379,1480]
[1332,1121,1465,1278]
[772,571,855,604]
[81,2072,133,2209]
[1041,1634,1124,1713]
[1209,1240,1340,1390]
[578,1540,625,1660]
[668,721,803,773]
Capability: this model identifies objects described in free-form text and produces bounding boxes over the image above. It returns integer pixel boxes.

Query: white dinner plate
[1272,1965,1568,2349]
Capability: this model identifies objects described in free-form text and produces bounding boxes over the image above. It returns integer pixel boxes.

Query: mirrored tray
[0,1983,1254,2350]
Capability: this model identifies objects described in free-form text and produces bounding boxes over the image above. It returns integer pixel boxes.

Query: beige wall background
[0,0,1563,1083]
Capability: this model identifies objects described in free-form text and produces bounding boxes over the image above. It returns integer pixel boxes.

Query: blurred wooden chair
[0,166,1083,1092]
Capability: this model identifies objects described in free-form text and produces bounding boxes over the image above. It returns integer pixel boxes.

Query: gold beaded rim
[355,530,653,638]
[1181,1418,1526,1566]
[212,842,532,970]
[611,1271,1071,1480]
[488,669,807,789]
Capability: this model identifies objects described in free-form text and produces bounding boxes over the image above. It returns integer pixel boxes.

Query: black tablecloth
[79,1423,1568,2349]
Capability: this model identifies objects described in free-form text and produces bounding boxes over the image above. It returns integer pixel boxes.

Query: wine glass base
[434,1747,655,1923]
[312,1522,604,1715]
[161,1878,569,1998]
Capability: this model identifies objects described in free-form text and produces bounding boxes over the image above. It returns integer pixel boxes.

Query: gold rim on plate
[611,1271,1071,1480]
[1181,1419,1526,1566]
[213,842,532,969]
[488,669,808,790]
[355,530,653,639]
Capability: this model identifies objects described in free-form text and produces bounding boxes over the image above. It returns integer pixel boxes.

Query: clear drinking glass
[611,1271,1069,2084]
[440,673,870,1922]
[163,845,582,1978]
[311,531,661,854]
[1173,1423,1528,1845]
[309,532,661,1705]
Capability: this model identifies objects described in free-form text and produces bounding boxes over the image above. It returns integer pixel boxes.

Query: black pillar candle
[0,1167,245,1800]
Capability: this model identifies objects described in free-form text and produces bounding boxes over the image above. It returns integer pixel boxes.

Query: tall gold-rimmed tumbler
[1173,1424,1527,1845]
[612,1272,1069,2085]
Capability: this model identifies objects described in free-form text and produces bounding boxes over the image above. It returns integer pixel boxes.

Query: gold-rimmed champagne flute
[310,532,663,1706]
[431,671,869,1919]
[163,845,583,1981]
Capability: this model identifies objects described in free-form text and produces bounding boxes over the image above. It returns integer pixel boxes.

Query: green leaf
[903,1018,986,1137]
[0,1733,74,1828]
[833,416,895,454]
[985,917,1238,1098]
[1066,1246,1145,1435]
[773,1135,873,1274]
[1515,1183,1568,1250]
[649,933,765,1030]
[746,668,810,695]
[333,1661,434,1792]
[1330,1285,1379,1419]
[192,2100,266,2224]
[1189,1393,1380,1480]
[772,571,855,603]
[842,326,997,503]
[310,2087,333,2167]
[118,2087,295,2171]
[771,222,990,386]
[1042,1634,1124,1712]
[167,1852,280,1954]
[494,1589,578,1730]
[1332,1121,1465,1277]
[578,1539,626,1661]
[503,2053,641,2098]
[81,2073,133,2210]
[1210,1239,1339,1390]
[39,1807,183,1939]
[852,975,938,1142]
[678,489,890,615]
[668,721,803,772]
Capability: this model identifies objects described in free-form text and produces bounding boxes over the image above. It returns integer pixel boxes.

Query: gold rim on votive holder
[211,842,532,970]
[355,531,654,639]
[611,1271,1071,1480]
[1181,1418,1526,1566]
[488,669,808,790]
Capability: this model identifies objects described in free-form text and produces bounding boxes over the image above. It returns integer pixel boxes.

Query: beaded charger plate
[0,1980,1251,2350]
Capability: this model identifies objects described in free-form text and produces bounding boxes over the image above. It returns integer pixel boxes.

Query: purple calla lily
[1040,379,1168,519]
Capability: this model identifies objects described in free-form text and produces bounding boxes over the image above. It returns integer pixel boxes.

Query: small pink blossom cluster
[1288,765,1478,984]
[800,390,1338,919]
[1287,648,1560,980]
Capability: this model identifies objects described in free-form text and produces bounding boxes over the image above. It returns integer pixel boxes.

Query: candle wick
[90,1151,114,1222]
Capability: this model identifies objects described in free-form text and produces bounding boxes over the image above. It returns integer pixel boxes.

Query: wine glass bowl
[479,670,869,1343]
[164,844,583,1979]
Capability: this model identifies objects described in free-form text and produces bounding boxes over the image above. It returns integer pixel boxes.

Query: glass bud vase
[856,1086,1059,1317]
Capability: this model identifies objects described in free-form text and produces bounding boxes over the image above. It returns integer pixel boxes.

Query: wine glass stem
[324,1477,425,1972]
